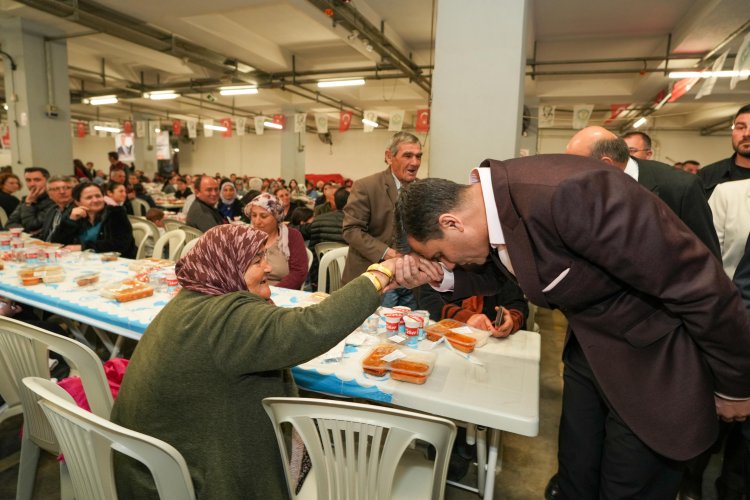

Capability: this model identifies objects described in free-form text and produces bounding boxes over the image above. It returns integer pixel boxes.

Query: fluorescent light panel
[144,90,179,100]
[85,95,118,105]
[317,78,366,88]
[668,70,750,79]
[263,121,283,129]
[93,125,121,133]
[632,117,647,129]
[204,124,228,132]
[219,86,258,96]
[362,118,379,127]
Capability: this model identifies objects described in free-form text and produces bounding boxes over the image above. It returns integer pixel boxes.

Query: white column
[429,0,528,182]
[279,108,306,184]
[0,17,72,176]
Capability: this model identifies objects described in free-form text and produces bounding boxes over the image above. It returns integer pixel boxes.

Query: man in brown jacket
[341,131,422,307]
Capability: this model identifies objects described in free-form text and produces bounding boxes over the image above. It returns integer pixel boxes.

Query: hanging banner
[220,117,233,138]
[388,110,405,132]
[668,76,701,102]
[272,114,286,130]
[538,106,555,128]
[696,49,729,99]
[148,121,159,143]
[203,119,214,138]
[731,32,750,90]
[572,104,594,130]
[114,133,135,162]
[363,110,378,133]
[603,103,630,125]
[236,117,246,136]
[339,111,353,132]
[172,119,182,136]
[155,131,171,160]
[135,121,146,138]
[415,109,430,133]
[186,120,197,139]
[122,120,133,135]
[254,116,265,135]
[76,121,86,138]
[315,113,328,133]
[1,124,10,149]
[98,122,108,138]
[87,121,96,137]
[294,113,307,133]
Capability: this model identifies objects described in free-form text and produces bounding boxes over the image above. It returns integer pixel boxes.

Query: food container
[40,265,65,283]
[424,319,491,353]
[361,344,437,384]
[100,280,154,302]
[99,252,120,262]
[9,227,23,238]
[75,272,100,287]
[0,233,10,247]
[17,267,41,286]
[128,258,174,273]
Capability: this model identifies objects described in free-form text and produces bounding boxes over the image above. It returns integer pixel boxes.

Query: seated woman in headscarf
[50,182,136,258]
[218,179,243,221]
[245,193,308,290]
[111,224,408,499]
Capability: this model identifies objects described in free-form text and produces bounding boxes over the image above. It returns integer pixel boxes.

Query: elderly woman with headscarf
[218,179,243,221]
[111,224,405,499]
[245,192,308,290]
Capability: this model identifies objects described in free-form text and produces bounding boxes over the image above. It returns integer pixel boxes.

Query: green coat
[112,276,379,499]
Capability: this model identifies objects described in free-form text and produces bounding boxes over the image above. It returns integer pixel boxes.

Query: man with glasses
[40,176,74,241]
[622,131,654,160]
[6,167,55,235]
[698,104,750,198]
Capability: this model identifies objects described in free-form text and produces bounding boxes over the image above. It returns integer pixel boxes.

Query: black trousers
[557,335,684,499]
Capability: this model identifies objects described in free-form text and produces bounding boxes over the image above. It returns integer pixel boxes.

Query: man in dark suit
[731,235,750,500]
[394,155,750,499]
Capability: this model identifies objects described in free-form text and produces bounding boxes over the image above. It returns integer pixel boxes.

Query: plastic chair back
[0,206,8,228]
[0,348,23,427]
[263,397,456,500]
[130,198,150,217]
[177,224,203,243]
[23,377,196,500]
[314,241,346,261]
[179,238,200,259]
[153,229,186,261]
[163,219,183,232]
[318,246,348,294]
[131,222,151,260]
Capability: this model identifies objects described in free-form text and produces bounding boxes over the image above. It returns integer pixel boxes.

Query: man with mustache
[698,104,750,198]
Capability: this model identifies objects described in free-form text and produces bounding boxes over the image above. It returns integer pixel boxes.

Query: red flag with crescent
[172,119,182,136]
[603,103,630,125]
[76,122,86,138]
[221,118,233,137]
[339,111,353,132]
[123,120,133,135]
[272,114,286,129]
[415,109,430,132]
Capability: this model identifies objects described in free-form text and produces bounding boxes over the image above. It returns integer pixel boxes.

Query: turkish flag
[76,122,86,138]
[221,118,233,137]
[1,126,10,148]
[339,111,353,132]
[123,120,133,135]
[603,103,630,125]
[668,77,701,103]
[272,114,286,129]
[172,119,182,136]
[415,109,430,133]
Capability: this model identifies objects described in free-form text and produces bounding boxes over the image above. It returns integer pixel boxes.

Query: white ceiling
[1,0,749,134]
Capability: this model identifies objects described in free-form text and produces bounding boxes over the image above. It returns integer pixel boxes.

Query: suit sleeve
[707,186,726,259]
[342,181,390,262]
[733,234,750,316]
[276,228,308,290]
[553,170,750,398]
[680,176,721,259]
[83,207,135,257]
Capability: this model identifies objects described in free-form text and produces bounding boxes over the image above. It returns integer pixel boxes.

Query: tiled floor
[0,307,725,499]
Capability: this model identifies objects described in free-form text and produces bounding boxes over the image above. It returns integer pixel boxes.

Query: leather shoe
[545,474,561,499]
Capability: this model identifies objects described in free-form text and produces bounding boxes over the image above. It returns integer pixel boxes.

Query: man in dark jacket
[40,176,74,242]
[697,104,750,198]
[185,175,223,232]
[6,167,55,237]
[302,187,349,250]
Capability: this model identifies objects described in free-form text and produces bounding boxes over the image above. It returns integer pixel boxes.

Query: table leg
[476,426,487,496]
[483,429,502,500]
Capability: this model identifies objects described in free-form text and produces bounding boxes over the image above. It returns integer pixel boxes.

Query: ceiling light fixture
[143,90,179,100]
[204,124,228,132]
[83,95,118,106]
[668,70,750,79]
[219,86,259,96]
[93,125,121,133]
[632,117,647,129]
[317,78,366,88]
[264,121,283,130]
[2,104,8,111]
[362,118,379,127]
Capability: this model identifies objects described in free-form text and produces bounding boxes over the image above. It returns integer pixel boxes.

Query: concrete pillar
[0,17,72,176]
[279,108,306,184]
[430,0,528,182]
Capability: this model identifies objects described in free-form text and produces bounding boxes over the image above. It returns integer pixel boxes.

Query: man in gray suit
[341,131,422,307]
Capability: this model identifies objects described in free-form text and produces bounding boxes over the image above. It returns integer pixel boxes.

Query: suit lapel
[383,168,398,205]
[635,159,660,197]
[486,160,551,308]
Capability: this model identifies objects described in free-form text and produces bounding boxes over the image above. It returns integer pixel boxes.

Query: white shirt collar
[624,157,639,181]
[470,167,505,246]
[391,170,402,191]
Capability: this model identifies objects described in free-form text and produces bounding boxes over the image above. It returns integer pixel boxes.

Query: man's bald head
[566,126,617,157]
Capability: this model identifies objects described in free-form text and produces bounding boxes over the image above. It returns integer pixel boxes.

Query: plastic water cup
[403,315,422,348]
[412,310,430,340]
[384,312,402,333]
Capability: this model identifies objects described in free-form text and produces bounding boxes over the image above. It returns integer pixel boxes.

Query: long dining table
[0,252,540,499]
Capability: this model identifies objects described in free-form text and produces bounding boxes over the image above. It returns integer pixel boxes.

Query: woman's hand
[69,206,88,221]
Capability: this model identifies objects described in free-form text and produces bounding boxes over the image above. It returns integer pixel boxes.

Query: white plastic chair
[0,349,23,427]
[0,316,113,500]
[163,219,183,232]
[152,229,186,261]
[23,377,196,500]
[0,205,8,228]
[305,247,313,272]
[130,197,150,217]
[131,221,152,260]
[314,241,346,261]
[179,237,200,259]
[317,246,348,294]
[263,397,456,500]
[178,224,203,244]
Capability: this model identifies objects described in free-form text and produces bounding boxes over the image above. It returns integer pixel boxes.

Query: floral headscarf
[243,193,290,259]
[175,225,268,296]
